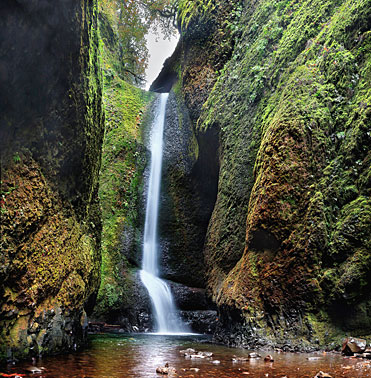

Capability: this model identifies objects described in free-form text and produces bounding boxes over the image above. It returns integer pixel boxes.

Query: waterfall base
[140,270,190,334]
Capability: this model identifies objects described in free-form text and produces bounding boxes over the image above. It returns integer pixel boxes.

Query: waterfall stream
[140,93,188,334]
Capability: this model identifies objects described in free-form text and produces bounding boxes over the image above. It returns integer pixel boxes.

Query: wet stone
[313,371,333,378]
[264,354,274,362]
[342,337,367,355]
[232,356,249,362]
[24,366,44,373]
[248,352,261,359]
[156,363,177,375]
[179,348,196,355]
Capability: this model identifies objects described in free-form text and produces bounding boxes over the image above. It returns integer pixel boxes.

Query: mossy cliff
[90,2,154,329]
[155,0,371,349]
[0,0,104,362]
[150,1,238,289]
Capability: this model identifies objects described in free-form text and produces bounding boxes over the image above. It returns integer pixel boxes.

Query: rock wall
[89,1,155,332]
[0,0,104,362]
[154,0,371,349]
[159,91,219,288]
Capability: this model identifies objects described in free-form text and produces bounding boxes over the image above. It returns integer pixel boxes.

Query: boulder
[342,337,367,355]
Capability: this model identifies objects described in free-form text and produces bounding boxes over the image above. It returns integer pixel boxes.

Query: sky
[144,31,179,90]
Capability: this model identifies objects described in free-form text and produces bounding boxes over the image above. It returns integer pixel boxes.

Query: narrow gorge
[0,0,370,376]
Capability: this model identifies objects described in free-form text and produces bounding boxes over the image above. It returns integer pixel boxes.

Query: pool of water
[3,334,371,377]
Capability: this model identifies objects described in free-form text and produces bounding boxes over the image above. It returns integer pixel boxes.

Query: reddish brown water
[3,334,371,377]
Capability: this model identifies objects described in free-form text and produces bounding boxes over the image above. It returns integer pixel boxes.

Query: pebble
[264,354,274,362]
[24,366,44,373]
[181,367,200,372]
[189,354,206,359]
[156,363,176,375]
[249,352,261,359]
[179,348,196,355]
[232,356,249,362]
[313,371,333,378]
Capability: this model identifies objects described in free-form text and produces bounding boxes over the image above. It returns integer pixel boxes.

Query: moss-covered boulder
[0,0,104,362]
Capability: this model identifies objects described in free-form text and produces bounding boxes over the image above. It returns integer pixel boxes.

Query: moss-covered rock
[157,0,370,348]
[90,2,154,329]
[0,0,104,362]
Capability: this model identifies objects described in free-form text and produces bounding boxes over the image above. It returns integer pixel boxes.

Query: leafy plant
[12,153,21,163]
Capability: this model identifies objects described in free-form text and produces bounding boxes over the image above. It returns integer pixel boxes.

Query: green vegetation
[0,0,104,361]
[94,7,154,316]
[174,0,371,346]
[178,0,216,28]
[12,153,21,163]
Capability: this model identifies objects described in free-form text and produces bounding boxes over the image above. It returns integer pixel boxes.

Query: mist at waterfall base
[140,93,191,335]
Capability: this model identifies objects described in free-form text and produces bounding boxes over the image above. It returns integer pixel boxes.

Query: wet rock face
[153,0,371,349]
[0,0,104,213]
[168,281,214,311]
[181,311,218,334]
[0,0,104,362]
[159,91,219,288]
[91,270,153,332]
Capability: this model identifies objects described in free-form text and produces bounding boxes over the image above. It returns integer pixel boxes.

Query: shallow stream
[4,334,371,377]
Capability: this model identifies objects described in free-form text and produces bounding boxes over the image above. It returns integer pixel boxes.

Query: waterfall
[140,93,188,334]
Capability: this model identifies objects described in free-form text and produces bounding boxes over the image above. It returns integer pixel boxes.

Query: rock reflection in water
[4,334,371,378]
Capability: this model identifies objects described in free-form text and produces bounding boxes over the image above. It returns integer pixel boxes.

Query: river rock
[198,351,213,357]
[179,348,196,355]
[181,348,213,358]
[342,337,367,355]
[24,366,44,373]
[189,354,206,359]
[264,354,274,362]
[232,356,249,362]
[313,372,333,378]
[156,363,176,375]
[249,352,261,359]
[182,367,200,372]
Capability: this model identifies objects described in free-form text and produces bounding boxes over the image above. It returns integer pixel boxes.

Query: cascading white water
[140,93,188,334]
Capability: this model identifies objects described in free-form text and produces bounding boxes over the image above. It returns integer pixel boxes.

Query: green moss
[305,312,344,346]
[93,16,154,316]
[180,0,371,345]
[178,0,216,28]
[0,0,104,361]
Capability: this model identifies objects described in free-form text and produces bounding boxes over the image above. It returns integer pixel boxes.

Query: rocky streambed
[1,334,371,378]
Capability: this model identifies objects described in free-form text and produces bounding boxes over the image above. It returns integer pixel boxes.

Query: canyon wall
[154,0,371,349]
[0,0,104,361]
